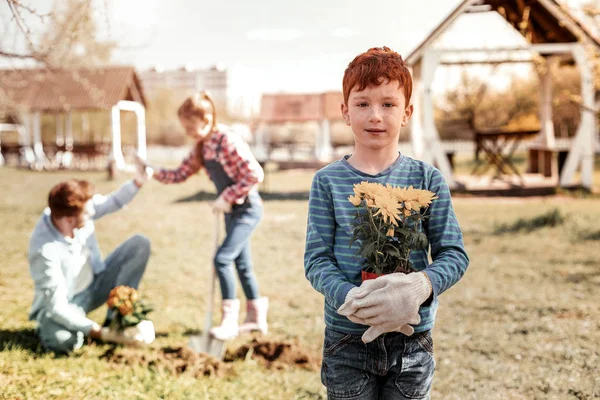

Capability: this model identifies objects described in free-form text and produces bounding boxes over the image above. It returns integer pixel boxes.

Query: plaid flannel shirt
[153,130,264,204]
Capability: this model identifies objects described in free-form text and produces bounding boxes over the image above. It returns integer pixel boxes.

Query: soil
[101,346,230,378]
[101,338,320,377]
[225,338,320,371]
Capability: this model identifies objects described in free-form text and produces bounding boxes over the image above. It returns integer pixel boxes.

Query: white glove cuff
[343,287,360,304]
[410,272,433,305]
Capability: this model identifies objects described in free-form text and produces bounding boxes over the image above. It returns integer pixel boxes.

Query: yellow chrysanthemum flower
[403,185,419,201]
[414,190,438,208]
[389,186,409,202]
[355,181,388,200]
[372,195,401,226]
[348,194,362,206]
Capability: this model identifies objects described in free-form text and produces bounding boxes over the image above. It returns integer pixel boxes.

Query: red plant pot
[361,270,381,281]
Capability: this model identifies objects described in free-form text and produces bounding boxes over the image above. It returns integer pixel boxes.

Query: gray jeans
[321,328,435,399]
[37,234,150,354]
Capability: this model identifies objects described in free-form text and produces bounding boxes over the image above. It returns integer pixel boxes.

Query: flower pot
[361,266,414,282]
[361,270,382,281]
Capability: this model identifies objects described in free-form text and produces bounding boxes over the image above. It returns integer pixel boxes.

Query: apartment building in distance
[140,65,228,111]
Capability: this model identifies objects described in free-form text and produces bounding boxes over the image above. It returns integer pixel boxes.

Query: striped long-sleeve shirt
[153,128,264,204]
[304,154,469,334]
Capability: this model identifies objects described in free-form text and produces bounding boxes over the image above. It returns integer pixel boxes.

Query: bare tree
[0,0,117,121]
[435,69,540,140]
[1,0,114,66]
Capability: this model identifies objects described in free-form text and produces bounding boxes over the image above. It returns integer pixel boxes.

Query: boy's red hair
[48,180,95,218]
[342,46,412,105]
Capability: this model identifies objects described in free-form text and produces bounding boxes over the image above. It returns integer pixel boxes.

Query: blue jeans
[37,234,150,354]
[214,202,263,300]
[321,328,435,399]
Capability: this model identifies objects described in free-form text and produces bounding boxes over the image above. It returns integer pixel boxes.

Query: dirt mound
[101,338,320,377]
[101,346,230,378]
[225,338,320,371]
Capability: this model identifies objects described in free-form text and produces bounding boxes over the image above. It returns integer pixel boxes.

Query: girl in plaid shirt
[139,92,268,340]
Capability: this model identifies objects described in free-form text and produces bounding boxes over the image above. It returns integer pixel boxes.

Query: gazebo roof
[0,66,147,112]
[407,0,600,65]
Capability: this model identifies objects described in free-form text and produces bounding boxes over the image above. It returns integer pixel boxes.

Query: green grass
[1,165,599,399]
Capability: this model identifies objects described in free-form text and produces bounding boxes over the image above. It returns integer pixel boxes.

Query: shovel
[188,212,227,359]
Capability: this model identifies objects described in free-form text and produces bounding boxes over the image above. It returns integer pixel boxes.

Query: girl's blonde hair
[177,91,218,167]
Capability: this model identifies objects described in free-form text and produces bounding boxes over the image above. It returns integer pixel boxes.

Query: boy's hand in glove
[100,320,155,346]
[338,272,432,343]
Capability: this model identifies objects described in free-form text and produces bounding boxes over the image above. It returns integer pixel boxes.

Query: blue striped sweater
[304,154,469,334]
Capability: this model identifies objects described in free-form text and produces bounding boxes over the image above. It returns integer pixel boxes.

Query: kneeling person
[28,172,152,354]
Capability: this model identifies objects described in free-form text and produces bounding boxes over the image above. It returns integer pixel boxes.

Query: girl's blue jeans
[215,201,263,300]
[321,328,436,399]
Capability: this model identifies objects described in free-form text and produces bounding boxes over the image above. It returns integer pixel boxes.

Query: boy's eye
[383,103,395,108]
[357,102,368,107]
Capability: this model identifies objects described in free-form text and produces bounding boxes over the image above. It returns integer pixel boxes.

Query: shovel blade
[188,334,226,360]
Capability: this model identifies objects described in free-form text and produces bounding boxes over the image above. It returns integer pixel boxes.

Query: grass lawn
[0,164,599,399]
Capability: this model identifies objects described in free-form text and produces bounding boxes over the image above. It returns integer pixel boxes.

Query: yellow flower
[352,182,371,195]
[390,186,409,202]
[414,190,438,208]
[354,181,388,200]
[372,195,401,226]
[348,194,362,206]
[403,186,419,201]
[386,227,395,237]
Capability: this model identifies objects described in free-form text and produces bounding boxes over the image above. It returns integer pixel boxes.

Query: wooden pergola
[0,66,147,170]
[407,0,600,190]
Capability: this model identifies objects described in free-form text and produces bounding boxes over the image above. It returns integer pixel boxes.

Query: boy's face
[341,79,413,153]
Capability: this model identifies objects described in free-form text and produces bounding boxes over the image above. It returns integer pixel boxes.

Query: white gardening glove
[100,327,139,346]
[339,287,417,337]
[211,194,232,213]
[133,155,154,186]
[338,272,432,343]
[123,320,155,344]
[100,321,155,346]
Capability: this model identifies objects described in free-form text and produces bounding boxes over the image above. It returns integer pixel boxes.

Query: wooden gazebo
[407,0,600,191]
[0,66,147,170]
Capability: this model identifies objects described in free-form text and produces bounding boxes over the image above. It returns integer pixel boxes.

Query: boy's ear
[402,104,414,126]
[341,102,350,126]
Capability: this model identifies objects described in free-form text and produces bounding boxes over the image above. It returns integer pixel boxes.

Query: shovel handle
[203,212,221,347]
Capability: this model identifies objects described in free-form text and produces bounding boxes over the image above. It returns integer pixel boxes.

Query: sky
[104,0,506,111]
[1,0,595,114]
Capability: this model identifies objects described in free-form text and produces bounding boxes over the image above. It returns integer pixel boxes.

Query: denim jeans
[214,201,263,300]
[37,234,150,354]
[321,328,435,399]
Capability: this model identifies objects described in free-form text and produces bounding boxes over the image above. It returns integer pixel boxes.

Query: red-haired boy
[304,46,469,399]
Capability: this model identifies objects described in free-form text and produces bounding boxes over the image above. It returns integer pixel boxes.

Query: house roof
[0,66,147,112]
[406,0,600,65]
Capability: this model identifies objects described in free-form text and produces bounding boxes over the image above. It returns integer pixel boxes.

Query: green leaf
[383,246,401,258]
[414,232,429,250]
[359,241,375,258]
